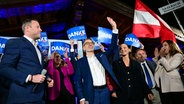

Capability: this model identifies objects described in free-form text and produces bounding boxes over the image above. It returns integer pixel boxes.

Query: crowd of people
[0,17,184,104]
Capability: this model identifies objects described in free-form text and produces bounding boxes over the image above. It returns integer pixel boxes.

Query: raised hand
[107,17,117,30]
[64,48,68,58]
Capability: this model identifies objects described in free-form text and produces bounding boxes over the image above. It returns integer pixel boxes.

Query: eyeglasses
[83,42,94,46]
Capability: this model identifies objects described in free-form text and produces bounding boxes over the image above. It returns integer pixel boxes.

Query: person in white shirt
[75,17,120,104]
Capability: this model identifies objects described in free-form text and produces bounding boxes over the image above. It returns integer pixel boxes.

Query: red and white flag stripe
[132,0,176,43]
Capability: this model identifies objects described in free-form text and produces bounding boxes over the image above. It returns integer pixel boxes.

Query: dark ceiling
[0,0,183,57]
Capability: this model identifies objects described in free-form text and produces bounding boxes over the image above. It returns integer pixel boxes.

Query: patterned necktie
[142,63,153,88]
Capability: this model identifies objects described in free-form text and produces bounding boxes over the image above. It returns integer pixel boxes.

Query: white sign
[158,0,184,15]
[175,34,184,42]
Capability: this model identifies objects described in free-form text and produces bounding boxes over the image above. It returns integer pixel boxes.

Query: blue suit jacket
[75,33,120,104]
[0,37,46,103]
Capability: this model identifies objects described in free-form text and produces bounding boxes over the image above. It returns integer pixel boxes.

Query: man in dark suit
[135,49,161,104]
[0,19,53,104]
[75,17,120,104]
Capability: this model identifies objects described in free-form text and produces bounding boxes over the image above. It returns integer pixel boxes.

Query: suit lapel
[96,54,107,70]
[96,54,121,87]
[21,37,42,65]
[146,60,154,74]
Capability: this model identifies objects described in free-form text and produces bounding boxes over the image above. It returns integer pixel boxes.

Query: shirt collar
[24,35,37,46]
[87,54,95,58]
[141,61,146,65]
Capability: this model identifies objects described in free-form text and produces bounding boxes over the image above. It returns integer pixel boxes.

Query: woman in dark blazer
[112,43,154,104]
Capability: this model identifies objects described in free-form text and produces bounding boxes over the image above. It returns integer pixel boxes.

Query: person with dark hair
[0,19,54,104]
[75,17,120,104]
[112,43,154,104]
[135,49,161,104]
[153,40,184,104]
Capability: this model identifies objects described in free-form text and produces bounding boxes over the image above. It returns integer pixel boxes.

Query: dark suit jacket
[112,59,152,104]
[145,60,157,74]
[0,37,46,104]
[137,60,157,84]
[75,33,120,104]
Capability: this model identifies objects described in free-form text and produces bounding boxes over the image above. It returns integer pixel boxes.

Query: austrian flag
[132,0,176,43]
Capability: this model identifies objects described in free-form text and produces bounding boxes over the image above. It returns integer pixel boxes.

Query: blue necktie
[142,63,153,88]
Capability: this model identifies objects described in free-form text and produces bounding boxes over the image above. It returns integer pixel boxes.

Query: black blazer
[112,58,152,104]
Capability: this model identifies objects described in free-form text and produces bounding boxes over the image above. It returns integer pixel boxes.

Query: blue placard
[98,27,112,44]
[67,25,87,40]
[39,46,49,57]
[124,33,141,48]
[50,41,70,57]
[37,32,49,46]
[91,37,101,50]
[37,32,49,57]
[0,37,8,54]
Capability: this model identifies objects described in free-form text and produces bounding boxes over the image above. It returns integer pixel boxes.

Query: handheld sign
[37,32,49,57]
[91,37,101,50]
[50,41,70,57]
[67,25,87,40]
[124,33,141,48]
[98,27,112,44]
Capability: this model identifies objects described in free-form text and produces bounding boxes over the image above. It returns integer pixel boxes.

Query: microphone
[32,69,47,92]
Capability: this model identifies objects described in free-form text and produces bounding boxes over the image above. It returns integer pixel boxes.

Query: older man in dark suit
[0,19,53,104]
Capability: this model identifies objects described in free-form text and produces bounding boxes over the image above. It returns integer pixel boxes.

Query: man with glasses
[75,17,120,104]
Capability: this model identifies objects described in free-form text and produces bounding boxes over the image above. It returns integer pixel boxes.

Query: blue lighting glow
[33,4,43,14]
[52,34,65,39]
[0,0,72,18]
[43,23,66,32]
[0,9,7,18]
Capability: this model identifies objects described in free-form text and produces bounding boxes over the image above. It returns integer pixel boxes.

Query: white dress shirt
[87,55,106,86]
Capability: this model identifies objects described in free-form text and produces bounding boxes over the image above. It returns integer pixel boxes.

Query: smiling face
[82,39,95,53]
[135,49,147,62]
[120,44,131,57]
